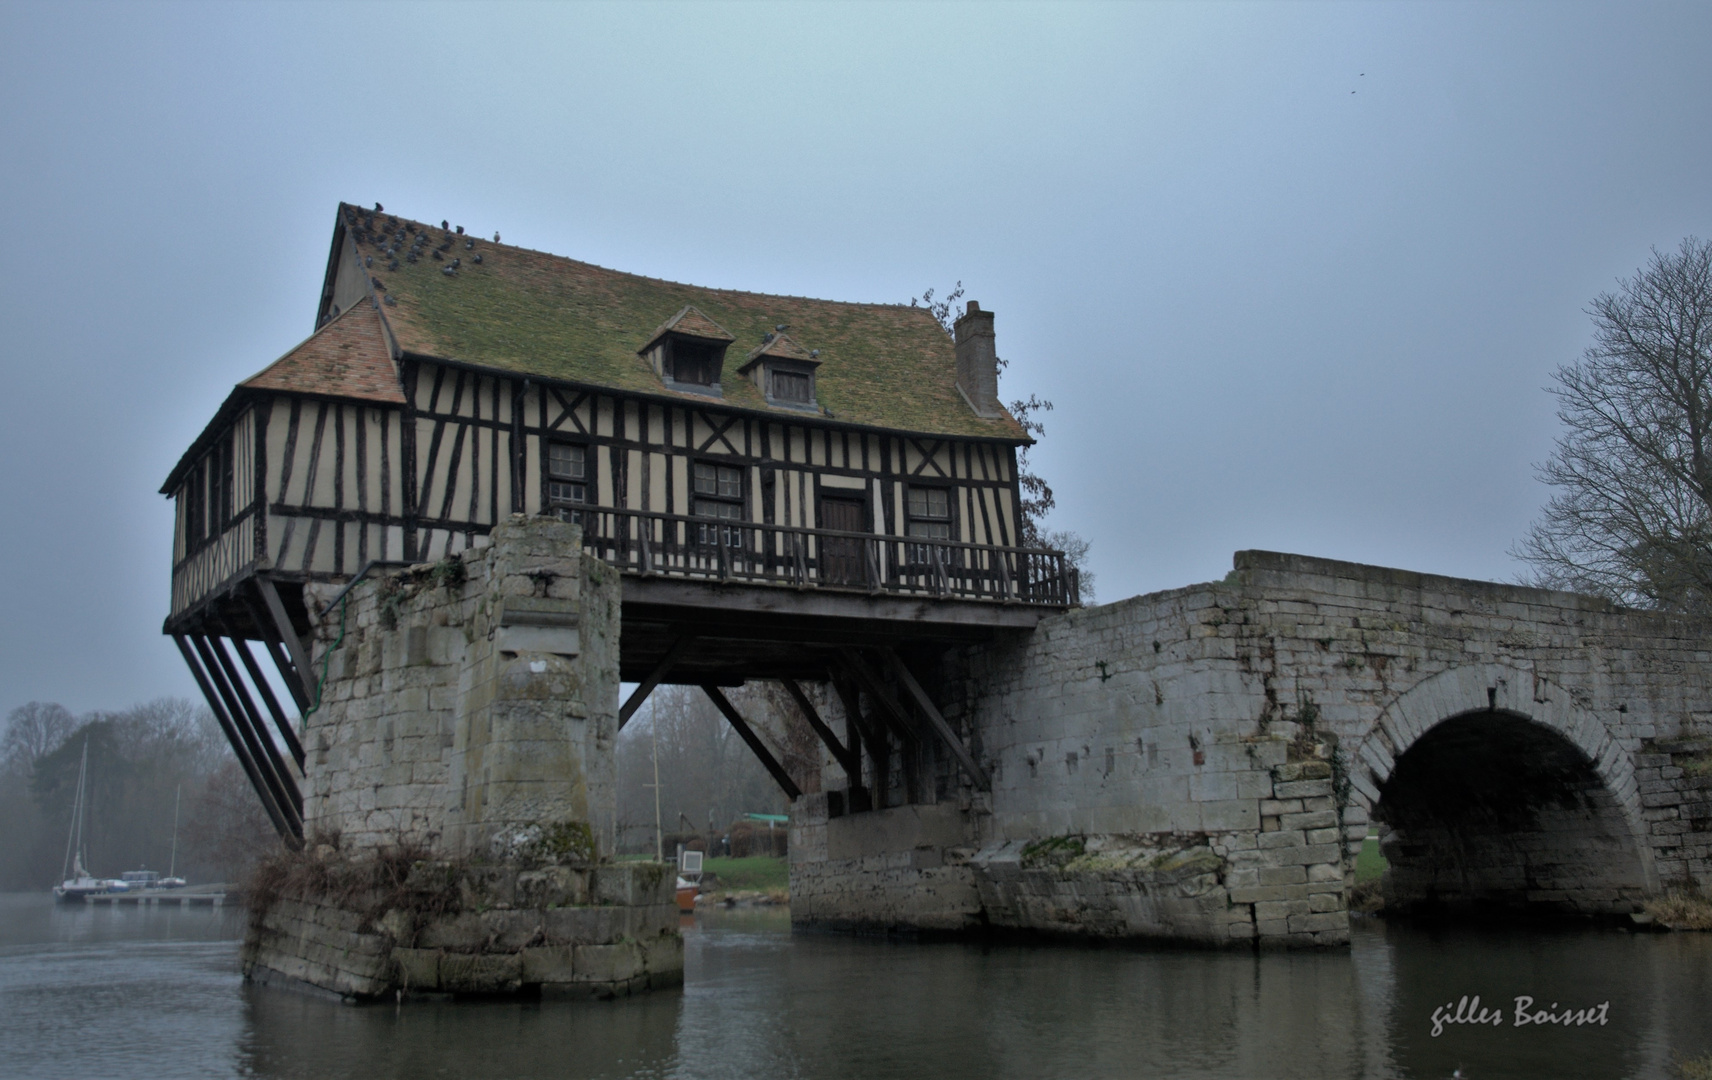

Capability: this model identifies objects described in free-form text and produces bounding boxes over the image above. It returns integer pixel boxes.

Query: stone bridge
[791,551,1712,947]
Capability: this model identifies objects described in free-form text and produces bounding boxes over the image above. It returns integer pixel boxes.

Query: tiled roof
[642,305,736,351]
[340,204,1025,440]
[242,301,405,404]
[741,332,817,367]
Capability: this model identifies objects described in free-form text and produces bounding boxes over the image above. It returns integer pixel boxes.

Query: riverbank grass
[705,856,788,892]
[1677,1051,1712,1079]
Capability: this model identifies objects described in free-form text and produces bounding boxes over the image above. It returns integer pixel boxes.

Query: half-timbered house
[162,203,1076,841]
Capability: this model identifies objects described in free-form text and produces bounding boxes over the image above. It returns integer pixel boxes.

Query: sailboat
[52,737,115,902]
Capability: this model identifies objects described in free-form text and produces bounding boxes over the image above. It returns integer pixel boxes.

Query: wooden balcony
[572,507,1079,608]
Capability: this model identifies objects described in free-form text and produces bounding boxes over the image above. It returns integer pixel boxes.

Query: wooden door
[818,496,866,585]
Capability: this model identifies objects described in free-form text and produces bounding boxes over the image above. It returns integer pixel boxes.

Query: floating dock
[84,886,230,907]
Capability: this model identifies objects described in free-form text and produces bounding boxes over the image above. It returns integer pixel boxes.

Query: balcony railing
[572,507,1078,606]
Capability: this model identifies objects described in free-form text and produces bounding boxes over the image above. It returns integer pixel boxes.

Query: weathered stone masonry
[242,517,683,998]
[791,551,1712,947]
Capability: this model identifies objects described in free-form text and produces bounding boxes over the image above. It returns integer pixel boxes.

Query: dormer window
[639,306,736,399]
[769,367,813,404]
[738,332,822,412]
[670,340,722,387]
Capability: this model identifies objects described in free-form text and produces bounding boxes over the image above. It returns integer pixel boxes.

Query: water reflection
[2,894,1708,1080]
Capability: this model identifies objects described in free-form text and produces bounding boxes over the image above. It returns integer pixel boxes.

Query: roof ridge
[340,201,940,315]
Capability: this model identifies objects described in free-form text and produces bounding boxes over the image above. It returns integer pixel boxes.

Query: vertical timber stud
[256,576,318,707]
[173,636,299,845]
[878,648,991,791]
[700,686,803,800]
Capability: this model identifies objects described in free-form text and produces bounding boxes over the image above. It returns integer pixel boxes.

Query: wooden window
[672,340,721,387]
[906,485,951,541]
[694,461,744,545]
[769,367,813,404]
[547,441,587,522]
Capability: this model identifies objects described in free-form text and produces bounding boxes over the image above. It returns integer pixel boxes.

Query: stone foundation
[242,856,682,1000]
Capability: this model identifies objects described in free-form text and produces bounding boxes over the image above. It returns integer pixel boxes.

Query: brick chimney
[953,301,1002,418]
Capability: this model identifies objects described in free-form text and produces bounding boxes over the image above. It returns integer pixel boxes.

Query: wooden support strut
[173,635,300,845]
[877,648,992,791]
[227,633,306,770]
[213,633,306,773]
[700,685,803,801]
[619,634,696,729]
[193,634,304,825]
[243,594,311,714]
[256,576,318,707]
[782,679,860,779]
[838,651,920,746]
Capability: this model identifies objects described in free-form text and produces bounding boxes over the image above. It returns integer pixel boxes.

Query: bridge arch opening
[1374,710,1648,919]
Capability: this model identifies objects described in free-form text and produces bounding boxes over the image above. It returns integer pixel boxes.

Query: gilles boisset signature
[1430,996,1610,1037]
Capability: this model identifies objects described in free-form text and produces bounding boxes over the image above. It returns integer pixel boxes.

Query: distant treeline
[614,684,818,857]
[0,699,276,890]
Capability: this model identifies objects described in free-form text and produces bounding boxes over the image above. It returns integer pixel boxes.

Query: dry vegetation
[1644,888,1712,931]
[242,835,463,932]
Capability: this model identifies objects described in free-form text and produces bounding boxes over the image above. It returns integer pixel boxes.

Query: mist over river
[1,893,1707,1079]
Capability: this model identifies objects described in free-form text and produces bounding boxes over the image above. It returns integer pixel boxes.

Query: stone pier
[241,516,683,999]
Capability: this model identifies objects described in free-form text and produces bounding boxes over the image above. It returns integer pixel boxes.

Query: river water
[1,893,1707,1079]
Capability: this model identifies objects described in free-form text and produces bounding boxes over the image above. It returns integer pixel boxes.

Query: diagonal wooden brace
[782,679,860,779]
[877,648,992,791]
[700,684,802,800]
[256,576,318,708]
[620,634,696,729]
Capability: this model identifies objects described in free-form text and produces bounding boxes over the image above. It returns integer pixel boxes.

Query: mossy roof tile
[345,204,1024,441]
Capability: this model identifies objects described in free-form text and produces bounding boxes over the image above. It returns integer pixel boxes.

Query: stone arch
[1344,662,1656,912]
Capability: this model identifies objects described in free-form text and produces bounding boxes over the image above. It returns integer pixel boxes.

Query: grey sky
[1,2,1708,714]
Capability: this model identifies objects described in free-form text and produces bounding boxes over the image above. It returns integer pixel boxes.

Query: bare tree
[1516,238,1712,610]
[911,285,1094,600]
[1,702,75,776]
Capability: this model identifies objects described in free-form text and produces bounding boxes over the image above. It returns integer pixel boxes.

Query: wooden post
[242,593,311,713]
[700,685,802,800]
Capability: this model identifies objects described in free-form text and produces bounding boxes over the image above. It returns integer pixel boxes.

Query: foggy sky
[1,1,1708,714]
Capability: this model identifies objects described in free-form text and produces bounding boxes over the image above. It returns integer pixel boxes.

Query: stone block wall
[301,515,620,856]
[243,860,682,1000]
[793,550,1712,947]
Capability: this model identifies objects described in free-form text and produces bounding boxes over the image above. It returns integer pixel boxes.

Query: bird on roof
[384,294,397,306]
[471,254,482,264]
[450,258,461,269]
[455,225,464,235]
[810,349,820,358]
[375,202,384,211]
[441,220,449,230]
[464,238,474,249]
[388,259,399,271]
[775,324,789,332]
[442,265,457,276]
[432,250,443,260]
[365,255,373,268]
[493,232,501,243]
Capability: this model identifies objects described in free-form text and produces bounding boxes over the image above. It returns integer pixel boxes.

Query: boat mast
[60,736,88,882]
[168,784,181,879]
